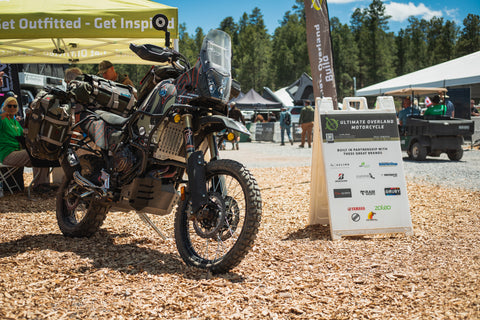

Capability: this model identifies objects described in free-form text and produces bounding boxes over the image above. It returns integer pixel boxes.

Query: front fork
[183,114,209,214]
[182,114,228,215]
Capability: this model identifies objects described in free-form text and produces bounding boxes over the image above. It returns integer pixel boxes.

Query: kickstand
[136,212,169,240]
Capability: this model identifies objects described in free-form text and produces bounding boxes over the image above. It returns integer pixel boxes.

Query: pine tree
[219,17,240,79]
[363,0,396,85]
[456,14,480,57]
[426,17,458,65]
[271,10,308,90]
[236,8,273,93]
[330,17,359,99]
[350,8,369,88]
[178,23,198,66]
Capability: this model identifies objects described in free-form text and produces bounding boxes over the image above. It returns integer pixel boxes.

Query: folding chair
[12,137,62,198]
[0,163,22,195]
[26,156,61,198]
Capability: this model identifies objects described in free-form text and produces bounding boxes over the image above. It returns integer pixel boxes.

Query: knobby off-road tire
[174,159,262,273]
[56,177,109,237]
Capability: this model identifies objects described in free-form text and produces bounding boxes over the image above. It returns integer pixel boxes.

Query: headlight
[227,132,235,141]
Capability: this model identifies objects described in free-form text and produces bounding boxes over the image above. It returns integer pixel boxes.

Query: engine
[113,145,137,173]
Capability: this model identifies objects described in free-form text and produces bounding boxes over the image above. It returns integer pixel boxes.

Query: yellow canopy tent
[0,0,177,64]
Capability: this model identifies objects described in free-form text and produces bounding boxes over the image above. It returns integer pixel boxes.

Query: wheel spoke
[223,216,239,240]
[215,235,227,259]
[190,172,243,261]
[203,237,210,260]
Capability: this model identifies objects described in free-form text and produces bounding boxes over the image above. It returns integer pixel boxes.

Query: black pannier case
[68,74,137,117]
[24,91,73,161]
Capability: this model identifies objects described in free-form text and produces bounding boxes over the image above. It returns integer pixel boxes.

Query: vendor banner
[304,0,337,107]
[0,0,178,39]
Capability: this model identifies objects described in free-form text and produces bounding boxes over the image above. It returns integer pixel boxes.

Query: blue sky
[155,0,478,35]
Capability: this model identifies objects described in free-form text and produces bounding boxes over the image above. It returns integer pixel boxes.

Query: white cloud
[444,8,459,20]
[385,2,442,22]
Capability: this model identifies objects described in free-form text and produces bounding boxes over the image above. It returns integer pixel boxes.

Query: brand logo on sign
[367,211,377,221]
[359,162,370,168]
[333,188,352,198]
[384,187,401,196]
[356,173,375,179]
[325,117,339,131]
[348,206,365,211]
[374,205,392,210]
[312,0,324,11]
[330,163,350,168]
[335,173,347,182]
[351,212,361,222]
[360,190,375,196]
[382,173,398,177]
[379,162,398,167]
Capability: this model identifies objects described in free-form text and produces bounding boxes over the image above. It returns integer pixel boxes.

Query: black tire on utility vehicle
[410,142,427,161]
[174,159,262,274]
[447,148,463,161]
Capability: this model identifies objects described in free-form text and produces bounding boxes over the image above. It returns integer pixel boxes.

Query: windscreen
[198,29,232,103]
[201,29,232,75]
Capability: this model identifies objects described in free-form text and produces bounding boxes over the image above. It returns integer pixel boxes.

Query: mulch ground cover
[0,167,479,319]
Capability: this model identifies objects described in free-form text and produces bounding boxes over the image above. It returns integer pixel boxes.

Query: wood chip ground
[0,167,479,319]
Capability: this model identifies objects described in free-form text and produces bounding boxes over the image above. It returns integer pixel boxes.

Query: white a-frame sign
[309,97,413,240]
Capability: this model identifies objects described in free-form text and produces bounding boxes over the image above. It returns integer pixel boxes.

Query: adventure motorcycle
[44,17,262,273]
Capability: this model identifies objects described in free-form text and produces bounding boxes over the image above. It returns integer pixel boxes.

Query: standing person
[299,100,314,148]
[471,100,480,116]
[0,97,50,193]
[64,67,83,84]
[279,107,293,146]
[98,60,135,88]
[227,102,245,150]
[254,114,265,123]
[440,91,455,117]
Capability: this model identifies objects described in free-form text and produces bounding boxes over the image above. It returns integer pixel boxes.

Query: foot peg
[73,171,108,197]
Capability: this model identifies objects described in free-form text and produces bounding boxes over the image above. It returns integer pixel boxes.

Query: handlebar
[44,85,69,101]
[129,43,180,63]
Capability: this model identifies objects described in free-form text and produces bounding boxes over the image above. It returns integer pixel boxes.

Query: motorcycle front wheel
[174,159,262,273]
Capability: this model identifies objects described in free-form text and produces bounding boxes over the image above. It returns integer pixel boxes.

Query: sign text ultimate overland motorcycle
[32,17,262,273]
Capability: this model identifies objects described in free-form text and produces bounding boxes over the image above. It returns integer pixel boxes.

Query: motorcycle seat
[95,110,130,126]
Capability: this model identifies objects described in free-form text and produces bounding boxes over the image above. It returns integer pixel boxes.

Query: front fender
[199,115,250,136]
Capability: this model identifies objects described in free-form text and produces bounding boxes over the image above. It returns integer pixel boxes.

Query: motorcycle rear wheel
[56,178,109,238]
[174,159,262,273]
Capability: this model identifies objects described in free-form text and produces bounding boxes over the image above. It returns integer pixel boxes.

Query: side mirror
[152,14,171,48]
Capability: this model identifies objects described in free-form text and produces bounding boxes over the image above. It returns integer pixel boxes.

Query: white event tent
[356,51,480,98]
